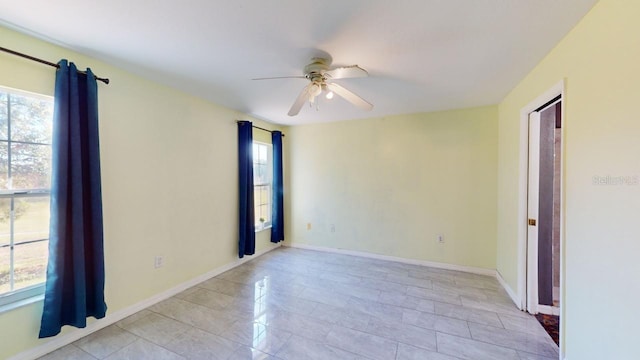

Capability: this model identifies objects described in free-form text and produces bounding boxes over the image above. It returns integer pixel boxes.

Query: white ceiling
[0,0,597,125]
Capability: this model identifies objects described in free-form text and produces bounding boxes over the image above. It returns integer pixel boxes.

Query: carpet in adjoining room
[535,313,559,345]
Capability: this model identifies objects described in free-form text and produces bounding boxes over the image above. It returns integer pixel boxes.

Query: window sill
[255,225,272,233]
[0,293,44,315]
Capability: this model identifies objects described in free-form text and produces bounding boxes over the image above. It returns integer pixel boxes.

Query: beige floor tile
[396,343,461,360]
[275,335,367,360]
[165,327,242,360]
[117,312,191,346]
[434,302,503,327]
[436,332,519,360]
[468,323,558,358]
[218,320,292,355]
[104,338,184,360]
[38,345,97,360]
[74,325,138,358]
[325,325,398,360]
[43,248,556,360]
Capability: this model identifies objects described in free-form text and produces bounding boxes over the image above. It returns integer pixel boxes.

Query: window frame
[253,141,272,232]
[0,86,52,311]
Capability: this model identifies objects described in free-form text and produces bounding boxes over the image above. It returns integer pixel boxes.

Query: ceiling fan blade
[288,84,312,116]
[326,82,373,111]
[252,76,307,80]
[325,65,368,79]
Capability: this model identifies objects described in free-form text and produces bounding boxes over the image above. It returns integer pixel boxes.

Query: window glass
[12,240,48,292]
[0,142,7,191]
[0,93,8,140]
[0,198,11,247]
[0,245,9,294]
[253,142,272,230]
[10,143,51,190]
[9,93,52,144]
[13,196,50,244]
[0,87,52,301]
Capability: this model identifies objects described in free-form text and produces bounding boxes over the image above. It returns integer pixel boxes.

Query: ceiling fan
[254,57,373,116]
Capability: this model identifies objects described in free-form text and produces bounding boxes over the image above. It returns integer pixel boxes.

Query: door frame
[526,111,541,315]
[516,80,565,356]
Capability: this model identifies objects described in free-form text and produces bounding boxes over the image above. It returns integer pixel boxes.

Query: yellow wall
[5,0,640,358]
[496,0,640,358]
[288,106,498,269]
[0,26,286,359]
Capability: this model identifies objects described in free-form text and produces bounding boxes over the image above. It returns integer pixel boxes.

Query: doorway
[517,81,564,355]
[527,98,562,316]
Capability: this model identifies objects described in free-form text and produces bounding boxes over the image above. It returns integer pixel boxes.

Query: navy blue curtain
[238,121,255,258]
[270,131,284,243]
[39,60,106,338]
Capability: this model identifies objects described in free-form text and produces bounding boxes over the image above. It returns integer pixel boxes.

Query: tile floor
[38,247,559,360]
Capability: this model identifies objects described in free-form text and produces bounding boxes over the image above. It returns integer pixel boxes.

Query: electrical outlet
[330,224,335,233]
[437,234,445,244]
[154,256,164,268]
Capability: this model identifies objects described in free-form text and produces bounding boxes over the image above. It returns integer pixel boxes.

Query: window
[253,142,272,231]
[0,87,53,306]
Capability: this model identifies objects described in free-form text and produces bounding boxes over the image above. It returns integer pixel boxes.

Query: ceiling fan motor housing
[304,57,331,78]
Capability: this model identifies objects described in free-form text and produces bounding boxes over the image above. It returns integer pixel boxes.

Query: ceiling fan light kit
[325,90,334,100]
[254,56,373,117]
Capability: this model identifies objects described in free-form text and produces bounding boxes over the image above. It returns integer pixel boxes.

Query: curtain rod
[0,46,110,84]
[237,121,285,137]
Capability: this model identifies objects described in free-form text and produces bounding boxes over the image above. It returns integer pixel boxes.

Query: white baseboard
[496,270,522,310]
[287,243,496,277]
[9,244,281,360]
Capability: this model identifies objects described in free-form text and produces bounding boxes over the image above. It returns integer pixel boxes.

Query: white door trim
[517,80,565,309]
[517,79,565,360]
[527,111,541,315]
